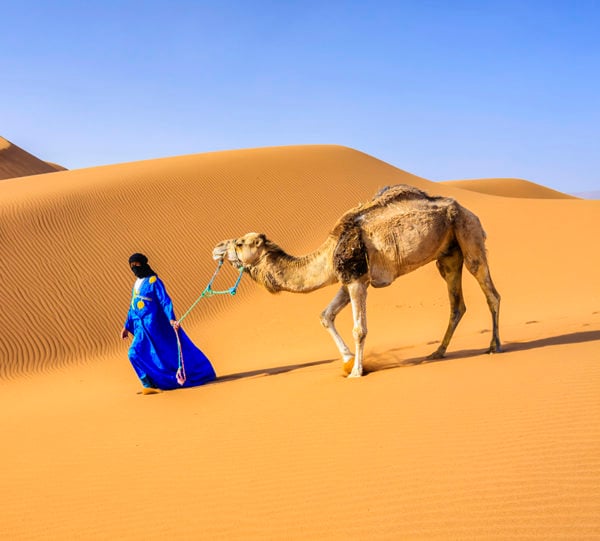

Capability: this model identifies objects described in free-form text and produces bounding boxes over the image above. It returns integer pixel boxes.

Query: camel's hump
[343,184,448,219]
[330,184,455,238]
[371,184,437,203]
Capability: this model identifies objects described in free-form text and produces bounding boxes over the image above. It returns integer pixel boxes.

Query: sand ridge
[1,144,599,539]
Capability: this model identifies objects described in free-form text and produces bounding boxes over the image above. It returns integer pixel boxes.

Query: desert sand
[1,144,599,540]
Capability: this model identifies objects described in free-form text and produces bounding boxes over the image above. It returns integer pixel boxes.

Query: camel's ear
[254,234,266,248]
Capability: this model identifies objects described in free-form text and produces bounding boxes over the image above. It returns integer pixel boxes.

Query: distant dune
[573,189,600,200]
[441,177,578,199]
[1,144,598,540]
[0,136,66,180]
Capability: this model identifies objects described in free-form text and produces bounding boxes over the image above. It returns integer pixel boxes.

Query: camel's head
[212,232,267,269]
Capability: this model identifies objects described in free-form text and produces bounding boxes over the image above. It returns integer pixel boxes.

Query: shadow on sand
[363,329,600,374]
[212,358,336,384]
[193,330,599,385]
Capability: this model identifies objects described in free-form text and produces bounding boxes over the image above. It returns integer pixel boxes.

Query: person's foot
[142,387,161,395]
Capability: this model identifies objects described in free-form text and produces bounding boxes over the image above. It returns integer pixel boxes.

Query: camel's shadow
[364,329,600,373]
[207,330,600,383]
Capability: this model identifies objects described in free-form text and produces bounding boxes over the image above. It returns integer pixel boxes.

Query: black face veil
[128,253,156,278]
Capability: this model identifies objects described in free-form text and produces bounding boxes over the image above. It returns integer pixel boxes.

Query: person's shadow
[212,359,336,384]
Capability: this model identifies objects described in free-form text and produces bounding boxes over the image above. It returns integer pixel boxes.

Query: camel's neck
[249,236,338,293]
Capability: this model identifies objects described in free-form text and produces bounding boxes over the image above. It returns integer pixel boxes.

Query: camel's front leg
[320,286,354,367]
[347,281,368,378]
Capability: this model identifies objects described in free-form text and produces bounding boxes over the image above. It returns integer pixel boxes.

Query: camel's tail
[450,202,490,273]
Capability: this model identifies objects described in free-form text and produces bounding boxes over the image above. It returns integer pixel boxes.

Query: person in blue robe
[120,253,216,393]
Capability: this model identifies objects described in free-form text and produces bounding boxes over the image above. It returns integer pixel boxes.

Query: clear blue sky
[3,1,600,193]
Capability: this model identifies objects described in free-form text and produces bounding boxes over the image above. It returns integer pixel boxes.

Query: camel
[212,184,501,377]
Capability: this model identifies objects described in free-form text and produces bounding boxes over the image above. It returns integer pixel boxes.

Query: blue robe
[124,275,216,389]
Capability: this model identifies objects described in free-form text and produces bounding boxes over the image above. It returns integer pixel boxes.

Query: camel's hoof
[426,350,445,361]
[342,356,355,375]
[347,371,362,378]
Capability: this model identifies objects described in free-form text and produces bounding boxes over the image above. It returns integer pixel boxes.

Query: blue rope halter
[177,259,244,323]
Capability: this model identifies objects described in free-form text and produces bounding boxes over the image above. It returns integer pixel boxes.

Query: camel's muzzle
[212,244,227,261]
[227,251,245,270]
[212,241,244,269]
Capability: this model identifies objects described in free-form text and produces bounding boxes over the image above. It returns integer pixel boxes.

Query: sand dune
[1,145,599,540]
[441,177,578,199]
[0,136,66,180]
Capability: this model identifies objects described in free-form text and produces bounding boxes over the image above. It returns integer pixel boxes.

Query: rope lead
[174,260,244,385]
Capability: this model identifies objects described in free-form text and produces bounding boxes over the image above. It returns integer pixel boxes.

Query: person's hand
[120,327,129,339]
[170,320,181,331]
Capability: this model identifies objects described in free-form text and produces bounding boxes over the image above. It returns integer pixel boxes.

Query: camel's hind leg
[466,258,501,353]
[454,207,501,353]
[320,286,354,364]
[428,243,466,359]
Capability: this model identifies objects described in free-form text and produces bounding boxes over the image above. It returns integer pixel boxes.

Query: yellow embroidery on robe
[149,276,157,284]
[137,300,145,309]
